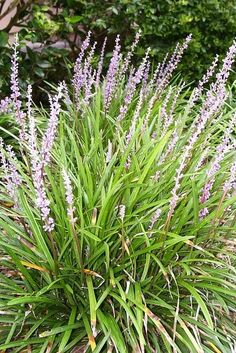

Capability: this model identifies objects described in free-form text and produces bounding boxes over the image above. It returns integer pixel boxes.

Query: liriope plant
[0,33,236,353]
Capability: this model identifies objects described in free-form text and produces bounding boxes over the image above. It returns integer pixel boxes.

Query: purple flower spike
[0,97,11,114]
[10,34,26,139]
[224,161,236,193]
[149,208,162,230]
[0,139,21,204]
[188,55,219,111]
[41,84,63,167]
[199,116,235,217]
[167,41,236,224]
[121,30,141,76]
[96,37,107,87]
[118,49,150,121]
[63,169,76,224]
[28,84,63,232]
[73,31,91,108]
[199,207,209,220]
[155,35,192,97]
[104,35,122,112]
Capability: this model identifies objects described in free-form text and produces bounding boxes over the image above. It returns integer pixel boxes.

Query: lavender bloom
[142,89,158,132]
[84,69,96,106]
[96,37,107,87]
[62,169,76,223]
[155,35,192,97]
[160,87,173,126]
[36,184,54,232]
[199,207,209,220]
[73,31,91,108]
[30,154,54,232]
[124,89,144,168]
[188,55,219,111]
[27,84,32,121]
[199,118,235,213]
[199,180,213,204]
[118,204,126,222]
[0,139,21,203]
[162,83,184,135]
[152,170,160,182]
[83,41,97,86]
[10,34,26,139]
[61,81,72,107]
[118,49,150,121]
[126,89,144,144]
[41,84,63,167]
[7,146,22,190]
[149,208,162,230]
[148,54,168,94]
[28,84,63,232]
[143,38,189,133]
[142,60,151,96]
[105,139,113,164]
[121,31,141,76]
[28,105,54,232]
[78,40,97,106]
[214,40,236,90]
[190,146,210,180]
[223,161,236,193]
[28,85,38,171]
[167,41,236,223]
[104,35,122,112]
[0,97,11,114]
[158,121,179,165]
[148,62,161,95]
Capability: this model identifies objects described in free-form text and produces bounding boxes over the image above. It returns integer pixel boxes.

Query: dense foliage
[0,34,236,352]
[1,1,236,99]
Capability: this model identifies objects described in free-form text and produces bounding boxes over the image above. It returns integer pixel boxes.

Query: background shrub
[1,0,236,101]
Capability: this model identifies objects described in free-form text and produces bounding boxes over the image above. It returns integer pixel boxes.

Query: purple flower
[96,37,107,87]
[199,117,235,215]
[41,84,63,167]
[149,208,162,230]
[62,169,76,223]
[29,124,54,232]
[190,146,210,180]
[105,139,113,164]
[155,35,192,97]
[0,97,11,114]
[162,83,184,135]
[158,124,179,165]
[118,204,126,222]
[199,181,213,204]
[84,69,96,106]
[199,207,209,220]
[118,49,150,121]
[121,31,141,76]
[142,91,158,133]
[188,55,219,111]
[82,40,97,104]
[104,35,122,112]
[28,84,63,232]
[123,89,144,168]
[223,161,236,193]
[167,41,236,223]
[73,31,91,108]
[10,34,26,139]
[0,139,21,204]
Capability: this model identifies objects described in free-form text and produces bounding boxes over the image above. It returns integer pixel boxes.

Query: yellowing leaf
[20,261,49,273]
[88,334,96,351]
[83,269,103,279]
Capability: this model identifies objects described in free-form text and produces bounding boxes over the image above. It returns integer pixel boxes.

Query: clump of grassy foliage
[0,34,235,353]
